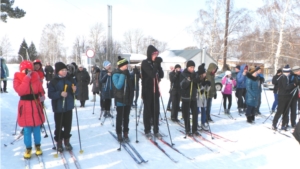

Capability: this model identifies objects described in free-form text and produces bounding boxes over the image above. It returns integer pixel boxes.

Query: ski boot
[24,148,32,159]
[35,144,43,155]
[64,139,73,151]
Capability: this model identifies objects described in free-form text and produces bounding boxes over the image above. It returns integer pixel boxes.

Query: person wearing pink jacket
[221,71,236,114]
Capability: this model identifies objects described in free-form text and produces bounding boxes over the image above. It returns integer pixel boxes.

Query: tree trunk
[274,0,290,74]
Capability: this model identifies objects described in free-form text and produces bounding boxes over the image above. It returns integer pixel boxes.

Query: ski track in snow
[1,64,300,169]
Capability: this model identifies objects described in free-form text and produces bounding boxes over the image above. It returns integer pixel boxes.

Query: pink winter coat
[221,76,236,95]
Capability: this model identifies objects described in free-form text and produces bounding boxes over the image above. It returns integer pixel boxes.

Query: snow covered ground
[1,64,300,169]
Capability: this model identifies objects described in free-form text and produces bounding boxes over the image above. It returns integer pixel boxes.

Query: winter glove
[214,94,217,99]
[154,57,163,68]
[230,77,233,80]
[205,80,211,86]
[39,95,45,102]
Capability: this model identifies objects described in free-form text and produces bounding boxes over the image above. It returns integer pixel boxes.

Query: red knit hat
[20,60,33,72]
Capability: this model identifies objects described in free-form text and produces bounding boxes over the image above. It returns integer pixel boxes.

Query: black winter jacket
[277,74,295,96]
[180,69,199,102]
[169,70,181,90]
[272,74,282,94]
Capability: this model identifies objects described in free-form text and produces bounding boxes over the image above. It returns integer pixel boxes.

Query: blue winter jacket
[48,75,76,113]
[245,73,260,107]
[236,64,247,88]
[0,58,9,79]
[99,69,113,99]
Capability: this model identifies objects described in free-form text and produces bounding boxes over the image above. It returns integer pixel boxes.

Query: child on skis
[112,56,133,142]
[221,70,236,114]
[48,62,76,152]
[13,60,45,159]
[196,63,211,131]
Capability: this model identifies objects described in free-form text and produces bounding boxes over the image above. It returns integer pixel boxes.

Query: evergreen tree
[1,0,26,23]
[28,42,38,61]
[18,39,28,62]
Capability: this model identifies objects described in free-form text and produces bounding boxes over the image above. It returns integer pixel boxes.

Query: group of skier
[10,44,300,159]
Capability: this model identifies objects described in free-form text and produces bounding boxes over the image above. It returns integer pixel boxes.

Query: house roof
[159,49,203,62]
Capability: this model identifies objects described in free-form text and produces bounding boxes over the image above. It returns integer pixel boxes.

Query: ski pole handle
[62,84,68,109]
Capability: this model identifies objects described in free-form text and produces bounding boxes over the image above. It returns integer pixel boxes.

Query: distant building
[159,49,217,79]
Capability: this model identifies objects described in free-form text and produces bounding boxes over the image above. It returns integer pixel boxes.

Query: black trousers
[182,100,198,133]
[222,94,232,110]
[273,95,291,127]
[80,100,86,106]
[1,80,7,92]
[143,94,160,134]
[171,90,180,120]
[236,88,246,109]
[54,110,73,141]
[116,106,130,134]
[103,99,111,111]
[289,95,299,127]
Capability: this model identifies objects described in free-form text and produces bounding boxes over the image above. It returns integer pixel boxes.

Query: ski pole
[29,84,48,138]
[118,77,127,151]
[137,100,143,125]
[153,78,157,143]
[275,88,297,131]
[156,77,174,145]
[135,101,139,143]
[54,84,68,157]
[73,84,83,154]
[262,84,271,112]
[12,120,17,135]
[42,105,56,150]
[218,96,223,115]
[92,94,96,114]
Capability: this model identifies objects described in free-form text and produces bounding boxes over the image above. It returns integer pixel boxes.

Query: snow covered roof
[159,49,202,63]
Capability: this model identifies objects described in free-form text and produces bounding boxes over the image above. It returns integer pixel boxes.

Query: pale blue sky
[0,0,263,56]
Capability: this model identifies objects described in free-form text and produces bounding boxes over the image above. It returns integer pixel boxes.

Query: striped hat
[283,64,291,73]
[117,56,128,68]
[103,60,111,68]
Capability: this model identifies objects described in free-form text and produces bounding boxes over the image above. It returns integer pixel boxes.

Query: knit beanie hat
[255,66,261,72]
[55,62,67,74]
[235,65,241,70]
[186,60,195,68]
[225,70,231,76]
[117,56,129,68]
[283,64,291,73]
[175,64,181,69]
[103,60,111,68]
[198,63,206,75]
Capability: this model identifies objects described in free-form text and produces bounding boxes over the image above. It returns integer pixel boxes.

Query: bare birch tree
[39,23,65,65]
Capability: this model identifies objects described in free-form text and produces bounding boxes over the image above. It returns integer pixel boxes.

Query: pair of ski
[109,131,148,164]
[24,154,44,169]
[265,126,292,138]
[211,113,236,120]
[58,150,81,169]
[140,131,194,163]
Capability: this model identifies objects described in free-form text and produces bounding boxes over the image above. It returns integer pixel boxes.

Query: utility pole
[222,0,230,71]
[107,5,112,62]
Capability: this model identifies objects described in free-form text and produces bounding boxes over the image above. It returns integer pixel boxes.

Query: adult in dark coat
[99,61,113,117]
[271,69,282,113]
[245,67,260,123]
[44,62,54,83]
[288,66,300,128]
[75,65,90,107]
[180,60,199,135]
[141,45,164,139]
[169,64,181,122]
[272,65,296,130]
[90,65,100,102]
